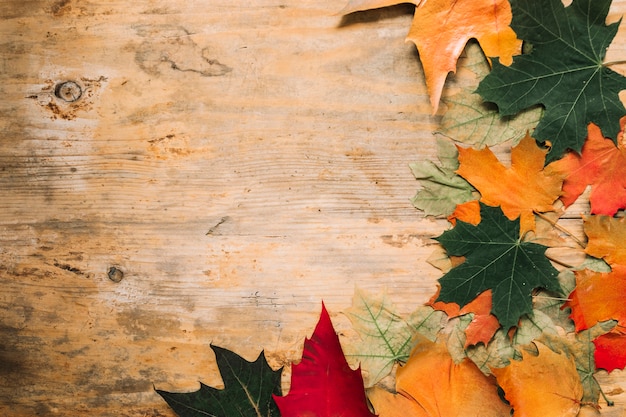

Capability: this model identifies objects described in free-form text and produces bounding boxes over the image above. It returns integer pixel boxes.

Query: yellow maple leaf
[341,0,521,112]
[583,215,626,269]
[492,342,583,417]
[455,135,566,236]
[368,338,511,417]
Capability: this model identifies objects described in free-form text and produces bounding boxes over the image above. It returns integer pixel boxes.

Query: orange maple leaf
[583,215,626,269]
[548,118,626,216]
[428,288,500,347]
[565,268,626,332]
[455,134,566,236]
[492,342,583,417]
[341,0,521,112]
[368,337,511,417]
[563,216,626,373]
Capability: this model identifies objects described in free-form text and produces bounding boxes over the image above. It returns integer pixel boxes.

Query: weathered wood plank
[1,0,625,415]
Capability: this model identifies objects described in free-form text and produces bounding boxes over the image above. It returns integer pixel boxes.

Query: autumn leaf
[593,331,626,373]
[435,203,562,330]
[476,0,626,162]
[410,137,476,217]
[563,267,626,373]
[344,287,445,387]
[584,214,626,270]
[274,303,375,417]
[492,342,584,417]
[566,269,626,333]
[541,320,618,403]
[428,288,500,347]
[368,337,512,417]
[549,119,626,215]
[342,0,521,112]
[438,42,542,148]
[156,344,282,417]
[455,134,567,235]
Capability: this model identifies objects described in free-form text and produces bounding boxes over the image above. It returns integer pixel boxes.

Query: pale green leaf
[343,287,445,387]
[438,42,542,148]
[410,137,476,217]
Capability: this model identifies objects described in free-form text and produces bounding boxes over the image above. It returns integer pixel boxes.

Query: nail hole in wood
[54,81,82,102]
[107,266,124,283]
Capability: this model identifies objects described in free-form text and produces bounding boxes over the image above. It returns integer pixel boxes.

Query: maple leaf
[541,320,618,403]
[342,0,521,112]
[549,119,626,215]
[584,214,626,269]
[368,337,512,417]
[344,287,445,387]
[564,266,626,373]
[274,303,376,417]
[593,331,626,373]
[427,288,500,347]
[566,268,626,333]
[455,134,567,235]
[435,203,562,330]
[410,137,476,217]
[492,342,584,417]
[476,0,626,162]
[438,42,542,148]
[156,344,282,417]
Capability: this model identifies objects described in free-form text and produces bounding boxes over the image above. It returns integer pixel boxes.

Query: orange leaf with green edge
[341,0,521,112]
[368,337,511,417]
[549,118,626,216]
[593,331,626,373]
[428,288,500,347]
[273,303,375,417]
[583,215,626,268]
[492,342,583,417]
[456,134,567,236]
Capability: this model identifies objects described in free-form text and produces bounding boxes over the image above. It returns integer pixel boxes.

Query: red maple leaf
[549,118,626,216]
[593,331,626,373]
[274,303,376,417]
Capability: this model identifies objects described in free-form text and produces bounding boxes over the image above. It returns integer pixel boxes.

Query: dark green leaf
[435,203,561,330]
[156,344,282,417]
[476,0,626,162]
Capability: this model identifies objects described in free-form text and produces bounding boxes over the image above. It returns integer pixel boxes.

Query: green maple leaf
[439,42,542,148]
[344,287,445,386]
[156,344,282,417]
[476,0,626,162]
[410,137,476,217]
[435,203,562,330]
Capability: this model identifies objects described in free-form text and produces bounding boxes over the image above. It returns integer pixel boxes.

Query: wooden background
[1,1,625,415]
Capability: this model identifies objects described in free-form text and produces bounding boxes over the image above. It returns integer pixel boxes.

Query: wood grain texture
[1,1,625,415]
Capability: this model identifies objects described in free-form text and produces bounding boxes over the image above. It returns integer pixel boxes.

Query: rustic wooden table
[1,1,625,415]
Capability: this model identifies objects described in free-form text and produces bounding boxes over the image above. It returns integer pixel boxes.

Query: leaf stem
[534,212,586,249]
[604,59,626,68]
[598,383,615,407]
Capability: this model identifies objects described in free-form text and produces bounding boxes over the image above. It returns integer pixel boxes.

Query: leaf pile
[155,0,626,416]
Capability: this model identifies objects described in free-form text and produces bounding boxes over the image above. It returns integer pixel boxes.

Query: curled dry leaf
[341,0,521,112]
